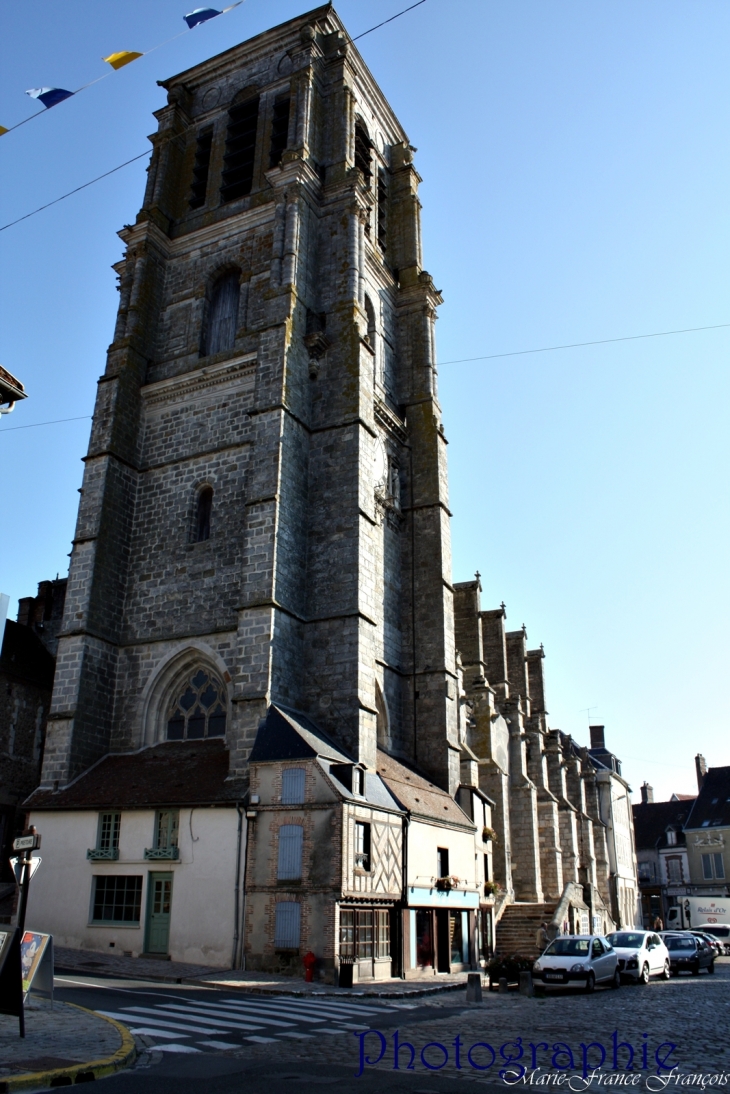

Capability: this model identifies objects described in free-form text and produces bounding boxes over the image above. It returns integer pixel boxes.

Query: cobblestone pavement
[229,958,730,1086]
[0,998,121,1078]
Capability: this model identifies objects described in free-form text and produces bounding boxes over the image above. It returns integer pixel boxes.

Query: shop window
[91,875,142,924]
[449,911,464,965]
[355,822,371,871]
[277,824,303,880]
[339,908,389,959]
[281,767,305,804]
[274,901,301,949]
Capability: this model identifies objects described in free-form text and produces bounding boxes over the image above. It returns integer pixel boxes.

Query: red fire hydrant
[303,951,317,983]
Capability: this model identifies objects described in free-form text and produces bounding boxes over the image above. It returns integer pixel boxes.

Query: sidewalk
[55,945,471,996]
[0,998,135,1092]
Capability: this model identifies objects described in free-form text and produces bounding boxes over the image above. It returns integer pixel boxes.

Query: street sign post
[9,856,41,886]
[13,834,41,853]
[14,829,41,938]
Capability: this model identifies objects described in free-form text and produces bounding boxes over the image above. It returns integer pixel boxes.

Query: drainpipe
[400,812,409,979]
[232,802,244,969]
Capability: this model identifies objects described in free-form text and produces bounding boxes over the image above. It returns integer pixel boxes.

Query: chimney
[589,725,605,750]
[695,754,707,791]
[640,782,654,805]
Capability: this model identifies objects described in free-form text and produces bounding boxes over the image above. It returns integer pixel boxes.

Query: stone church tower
[39,4,460,797]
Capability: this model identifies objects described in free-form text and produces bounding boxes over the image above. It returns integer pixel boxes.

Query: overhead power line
[0,1,429,234]
[3,317,729,436]
[437,322,730,366]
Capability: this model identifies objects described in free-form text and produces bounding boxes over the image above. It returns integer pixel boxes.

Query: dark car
[660,932,714,975]
[688,930,724,959]
[696,924,730,956]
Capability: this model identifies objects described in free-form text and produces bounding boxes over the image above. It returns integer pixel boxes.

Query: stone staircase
[495,902,555,957]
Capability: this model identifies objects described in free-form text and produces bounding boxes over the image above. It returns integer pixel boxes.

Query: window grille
[355,822,371,871]
[144,810,180,861]
[91,875,142,923]
[221,96,259,203]
[194,486,213,542]
[277,824,304,880]
[189,128,213,209]
[274,901,301,948]
[203,272,240,356]
[269,97,290,168]
[166,668,227,741]
[281,768,305,805]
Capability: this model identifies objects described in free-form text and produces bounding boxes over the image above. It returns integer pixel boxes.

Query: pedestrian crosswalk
[98,992,413,1054]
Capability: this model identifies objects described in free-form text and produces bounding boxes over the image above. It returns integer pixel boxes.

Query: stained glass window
[167,669,227,741]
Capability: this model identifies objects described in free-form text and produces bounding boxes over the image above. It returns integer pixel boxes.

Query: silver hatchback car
[532,935,620,992]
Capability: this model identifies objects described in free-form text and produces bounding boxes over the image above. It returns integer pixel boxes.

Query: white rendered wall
[407,820,478,890]
[26,806,243,967]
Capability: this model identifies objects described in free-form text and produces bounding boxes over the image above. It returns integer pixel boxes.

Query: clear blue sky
[2,1,729,802]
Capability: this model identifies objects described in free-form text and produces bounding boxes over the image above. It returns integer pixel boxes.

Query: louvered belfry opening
[189,128,213,209]
[269,96,290,168]
[354,121,372,183]
[377,168,388,252]
[220,95,260,203]
[203,271,240,356]
[195,485,213,542]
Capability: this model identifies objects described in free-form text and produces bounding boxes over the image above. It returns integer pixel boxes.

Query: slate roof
[25,740,244,809]
[376,750,474,830]
[632,799,695,850]
[684,767,730,830]
[249,704,353,764]
[0,620,55,689]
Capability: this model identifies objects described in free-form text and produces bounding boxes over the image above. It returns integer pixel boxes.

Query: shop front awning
[407,886,480,910]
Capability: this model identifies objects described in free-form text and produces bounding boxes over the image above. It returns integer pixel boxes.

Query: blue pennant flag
[26,87,74,109]
[184,7,221,29]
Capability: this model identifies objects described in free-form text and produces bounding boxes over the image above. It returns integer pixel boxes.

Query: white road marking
[245,1035,278,1044]
[154,1044,202,1054]
[198,1040,239,1050]
[128,1028,190,1039]
[100,1008,226,1035]
[155,1003,263,1030]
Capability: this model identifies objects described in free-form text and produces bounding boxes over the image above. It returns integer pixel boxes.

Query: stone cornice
[141,354,256,408]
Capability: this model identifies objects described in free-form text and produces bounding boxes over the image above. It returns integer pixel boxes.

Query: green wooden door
[145,872,173,954]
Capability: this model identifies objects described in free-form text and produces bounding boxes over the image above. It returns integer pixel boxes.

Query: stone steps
[496,903,556,957]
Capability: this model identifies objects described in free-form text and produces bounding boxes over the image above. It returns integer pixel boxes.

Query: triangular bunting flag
[0,126,8,137]
[25,88,74,109]
[184,8,222,28]
[103,51,143,70]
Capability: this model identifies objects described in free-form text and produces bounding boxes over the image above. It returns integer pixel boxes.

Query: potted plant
[435,875,460,891]
[482,826,498,844]
[483,880,501,897]
[487,953,534,990]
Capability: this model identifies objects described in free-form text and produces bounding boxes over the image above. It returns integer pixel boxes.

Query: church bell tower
[40,3,460,796]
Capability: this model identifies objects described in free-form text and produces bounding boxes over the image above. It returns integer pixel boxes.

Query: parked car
[606,930,669,983]
[532,935,620,992]
[659,932,715,975]
[688,930,724,959]
[696,923,730,956]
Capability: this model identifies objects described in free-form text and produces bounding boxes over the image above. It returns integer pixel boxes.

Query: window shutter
[277,824,303,880]
[274,901,301,948]
[281,768,305,805]
[205,273,240,356]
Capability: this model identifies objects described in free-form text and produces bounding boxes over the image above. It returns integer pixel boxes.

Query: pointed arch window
[203,271,240,356]
[194,485,213,542]
[166,669,227,741]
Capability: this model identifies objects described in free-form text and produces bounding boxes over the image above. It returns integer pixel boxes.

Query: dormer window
[666,828,677,846]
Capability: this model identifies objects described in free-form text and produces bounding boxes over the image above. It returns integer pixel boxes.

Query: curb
[0,1005,136,1092]
[181,978,468,998]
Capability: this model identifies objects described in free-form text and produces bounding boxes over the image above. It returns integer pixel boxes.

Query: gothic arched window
[166,669,227,741]
[194,486,213,542]
[203,271,240,356]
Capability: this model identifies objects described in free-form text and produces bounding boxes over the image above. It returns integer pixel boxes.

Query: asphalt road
[54,975,479,1094]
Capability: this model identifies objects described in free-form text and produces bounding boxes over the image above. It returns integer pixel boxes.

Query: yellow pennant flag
[0,126,8,137]
[103,51,143,71]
